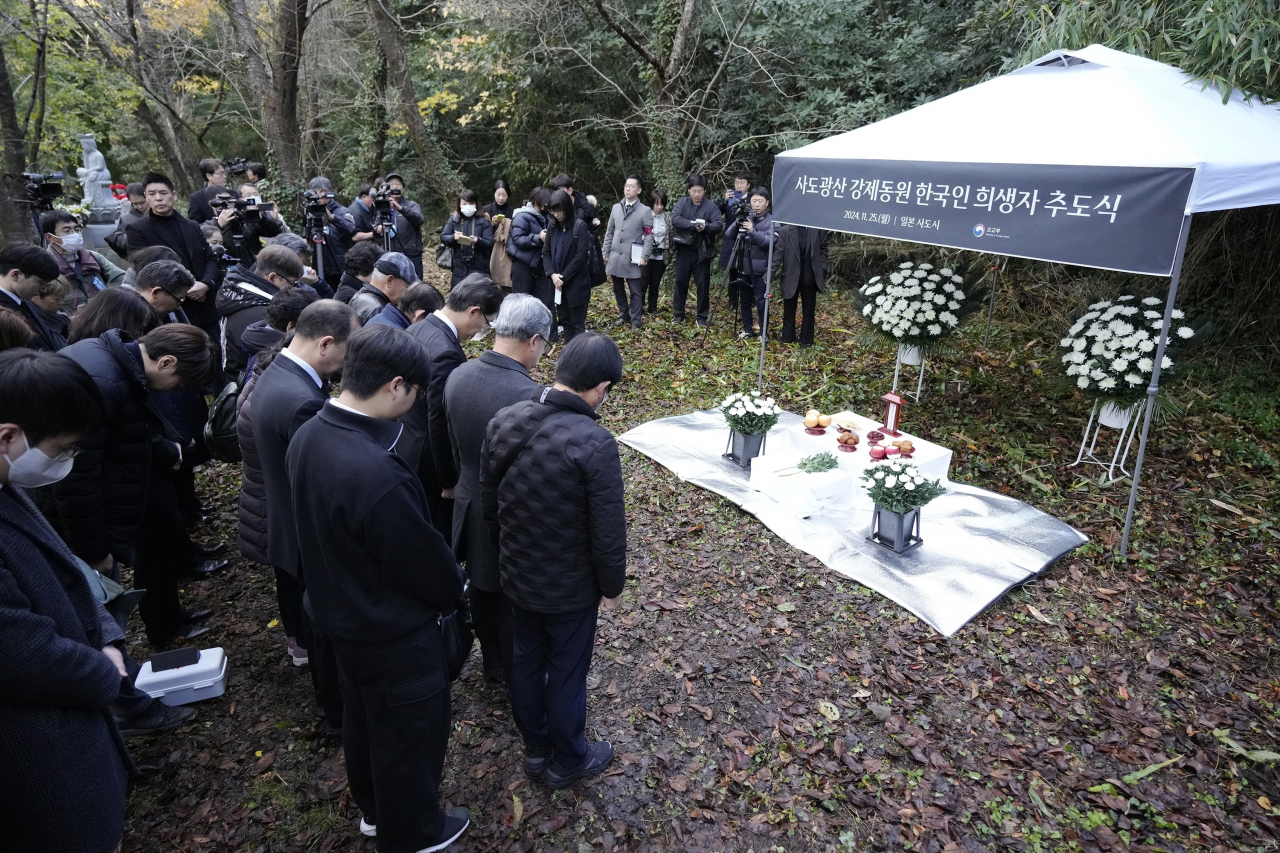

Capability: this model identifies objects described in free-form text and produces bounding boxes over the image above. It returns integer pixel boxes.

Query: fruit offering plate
[772,410,953,485]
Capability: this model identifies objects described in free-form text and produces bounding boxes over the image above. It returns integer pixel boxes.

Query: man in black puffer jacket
[45,325,218,645]
[480,332,626,790]
[215,245,306,378]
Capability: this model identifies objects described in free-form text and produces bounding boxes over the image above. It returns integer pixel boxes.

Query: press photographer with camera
[211,184,285,265]
[188,159,229,224]
[670,174,724,327]
[722,186,776,340]
[350,176,426,278]
[303,177,355,290]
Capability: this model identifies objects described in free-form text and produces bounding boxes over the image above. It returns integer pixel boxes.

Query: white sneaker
[359,817,376,837]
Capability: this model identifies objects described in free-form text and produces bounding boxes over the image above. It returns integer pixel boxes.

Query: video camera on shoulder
[223,157,248,177]
[22,171,65,211]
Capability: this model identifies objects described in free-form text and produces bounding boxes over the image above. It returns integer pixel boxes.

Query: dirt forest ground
[120,273,1280,853]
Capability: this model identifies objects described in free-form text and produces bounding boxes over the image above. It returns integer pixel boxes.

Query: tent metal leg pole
[983,257,1003,346]
[1119,214,1192,557]
[757,224,777,393]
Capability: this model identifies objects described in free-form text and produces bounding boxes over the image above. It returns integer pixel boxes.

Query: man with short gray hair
[444,293,550,683]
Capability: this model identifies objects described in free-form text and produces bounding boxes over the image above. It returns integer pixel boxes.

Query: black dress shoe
[172,623,210,642]
[543,740,614,789]
[186,514,211,532]
[115,703,197,737]
[195,542,226,559]
[178,607,214,623]
[184,558,229,578]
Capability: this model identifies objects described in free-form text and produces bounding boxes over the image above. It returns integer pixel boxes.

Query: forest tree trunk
[0,39,37,242]
[266,0,309,197]
[366,0,461,205]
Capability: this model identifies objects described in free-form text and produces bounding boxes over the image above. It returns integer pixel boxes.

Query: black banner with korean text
[771,158,1195,275]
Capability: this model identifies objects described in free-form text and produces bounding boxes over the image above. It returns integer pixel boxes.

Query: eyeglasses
[51,446,81,462]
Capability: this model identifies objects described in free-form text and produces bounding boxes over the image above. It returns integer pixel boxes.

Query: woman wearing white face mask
[441,189,495,289]
[0,349,137,853]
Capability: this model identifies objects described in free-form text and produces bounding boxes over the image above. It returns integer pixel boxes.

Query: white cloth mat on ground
[618,409,1086,636]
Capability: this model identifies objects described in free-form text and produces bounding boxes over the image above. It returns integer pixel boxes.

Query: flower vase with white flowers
[861,460,947,514]
[853,262,983,354]
[720,391,782,468]
[861,459,947,553]
[1057,294,1204,411]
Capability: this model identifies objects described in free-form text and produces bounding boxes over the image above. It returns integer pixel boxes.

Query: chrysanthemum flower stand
[1070,399,1146,483]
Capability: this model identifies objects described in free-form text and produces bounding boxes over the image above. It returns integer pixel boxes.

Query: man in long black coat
[252,300,358,728]
[0,349,137,853]
[288,324,470,851]
[403,273,503,536]
[127,171,223,360]
[444,293,549,684]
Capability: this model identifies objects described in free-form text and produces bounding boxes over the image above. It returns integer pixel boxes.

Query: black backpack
[204,380,242,464]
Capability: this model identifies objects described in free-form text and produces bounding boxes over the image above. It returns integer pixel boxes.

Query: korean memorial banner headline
[771,159,1196,276]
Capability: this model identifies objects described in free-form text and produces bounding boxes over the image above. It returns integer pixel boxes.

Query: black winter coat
[670,196,725,259]
[349,282,390,325]
[43,331,179,566]
[444,351,538,591]
[506,206,547,270]
[125,210,220,327]
[216,264,280,377]
[778,225,829,299]
[480,388,627,613]
[542,217,593,308]
[333,272,364,305]
[405,314,466,491]
[1,291,65,351]
[288,401,465,644]
[441,213,494,279]
[0,485,131,853]
[253,353,326,575]
[235,356,272,565]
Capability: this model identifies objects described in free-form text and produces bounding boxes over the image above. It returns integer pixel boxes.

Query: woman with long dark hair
[483,180,514,222]
[542,189,593,342]
[67,287,159,344]
[441,189,495,288]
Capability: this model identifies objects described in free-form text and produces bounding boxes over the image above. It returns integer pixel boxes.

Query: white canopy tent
[766,44,1280,553]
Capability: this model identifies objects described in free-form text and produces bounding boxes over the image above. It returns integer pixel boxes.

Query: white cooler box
[134,647,228,706]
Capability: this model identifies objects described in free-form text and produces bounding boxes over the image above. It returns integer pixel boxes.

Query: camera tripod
[304,207,327,283]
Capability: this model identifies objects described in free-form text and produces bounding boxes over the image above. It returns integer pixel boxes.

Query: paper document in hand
[631,243,644,264]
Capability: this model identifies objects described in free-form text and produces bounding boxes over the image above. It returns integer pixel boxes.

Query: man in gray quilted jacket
[479,332,626,789]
